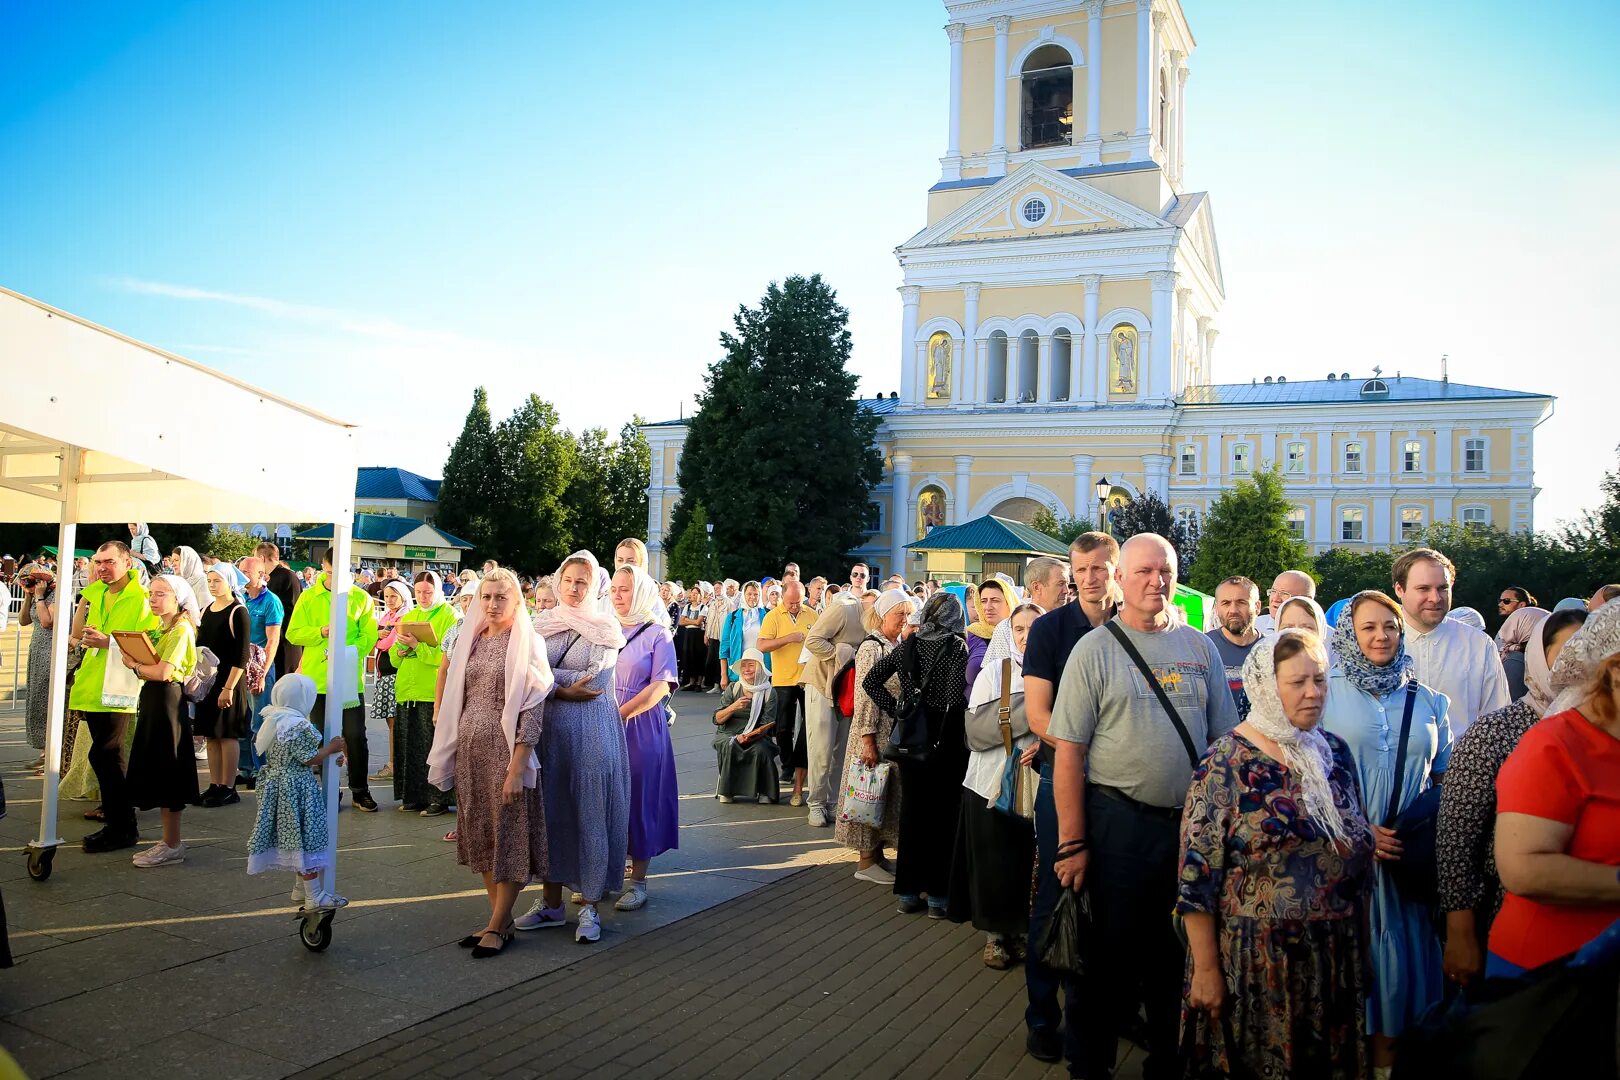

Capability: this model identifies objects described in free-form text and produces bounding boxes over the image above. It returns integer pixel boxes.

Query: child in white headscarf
[246,674,349,909]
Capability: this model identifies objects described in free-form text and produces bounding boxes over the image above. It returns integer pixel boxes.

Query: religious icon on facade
[1110,325,1138,394]
[917,487,946,538]
[926,333,952,399]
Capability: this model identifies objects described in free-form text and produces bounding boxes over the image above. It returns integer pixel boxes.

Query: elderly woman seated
[712,648,781,804]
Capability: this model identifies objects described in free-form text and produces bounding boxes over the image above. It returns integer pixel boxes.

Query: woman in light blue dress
[1320,590,1452,1075]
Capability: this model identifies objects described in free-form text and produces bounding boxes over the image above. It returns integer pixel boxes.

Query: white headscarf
[157,572,201,623]
[531,551,627,649]
[1241,631,1355,849]
[382,579,414,614]
[613,565,663,628]
[256,673,318,755]
[874,589,912,621]
[429,576,555,791]
[1448,606,1487,633]
[734,648,773,737]
[173,546,208,608]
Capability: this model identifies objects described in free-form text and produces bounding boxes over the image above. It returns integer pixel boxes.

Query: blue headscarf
[1332,591,1414,698]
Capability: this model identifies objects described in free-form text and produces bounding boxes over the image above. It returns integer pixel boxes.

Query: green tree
[604,419,652,547]
[1189,467,1310,594]
[1312,546,1395,607]
[491,394,577,572]
[566,427,615,561]
[202,527,258,563]
[667,502,720,583]
[675,274,882,579]
[1112,491,1199,583]
[1556,445,1620,592]
[1031,507,1096,547]
[438,388,502,562]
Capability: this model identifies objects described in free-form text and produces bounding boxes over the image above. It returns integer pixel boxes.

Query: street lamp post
[705,522,715,575]
[1095,476,1111,537]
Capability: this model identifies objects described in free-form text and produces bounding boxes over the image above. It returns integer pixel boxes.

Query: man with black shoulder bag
[1048,535,1240,1080]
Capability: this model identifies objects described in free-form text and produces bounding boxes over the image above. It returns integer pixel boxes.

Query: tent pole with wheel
[0,286,358,938]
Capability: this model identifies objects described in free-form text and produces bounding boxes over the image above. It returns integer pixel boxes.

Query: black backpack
[882,637,963,766]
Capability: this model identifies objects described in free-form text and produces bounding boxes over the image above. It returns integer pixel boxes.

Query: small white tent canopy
[0,286,360,886]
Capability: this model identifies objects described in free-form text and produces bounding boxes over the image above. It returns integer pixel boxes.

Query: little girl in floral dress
[246,674,348,908]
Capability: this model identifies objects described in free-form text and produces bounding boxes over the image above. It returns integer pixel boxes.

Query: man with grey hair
[1254,568,1317,637]
[1049,534,1238,1079]
[1023,556,1067,614]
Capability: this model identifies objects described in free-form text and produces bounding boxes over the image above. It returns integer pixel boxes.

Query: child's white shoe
[290,876,309,905]
[303,890,348,912]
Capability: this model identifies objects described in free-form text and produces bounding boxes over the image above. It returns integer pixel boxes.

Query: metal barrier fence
[3,584,24,709]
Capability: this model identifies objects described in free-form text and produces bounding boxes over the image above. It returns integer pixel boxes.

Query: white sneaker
[704,685,721,695]
[513,899,567,931]
[718,795,733,804]
[757,795,772,805]
[614,881,647,912]
[807,806,830,827]
[290,876,309,904]
[854,863,896,885]
[575,905,601,943]
[304,890,349,911]
[132,842,185,868]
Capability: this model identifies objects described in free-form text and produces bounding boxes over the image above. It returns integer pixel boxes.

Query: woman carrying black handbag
[863,592,969,918]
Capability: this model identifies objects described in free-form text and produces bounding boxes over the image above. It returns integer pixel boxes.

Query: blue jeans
[238,664,276,778]
[1025,760,1084,1064]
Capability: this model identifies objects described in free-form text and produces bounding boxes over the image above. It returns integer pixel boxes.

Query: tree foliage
[1031,507,1095,547]
[667,502,720,584]
[674,274,882,579]
[1189,468,1310,594]
[202,527,258,563]
[492,394,577,573]
[1111,491,1199,583]
[437,388,502,563]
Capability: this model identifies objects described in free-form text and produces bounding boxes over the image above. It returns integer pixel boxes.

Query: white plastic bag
[838,760,892,828]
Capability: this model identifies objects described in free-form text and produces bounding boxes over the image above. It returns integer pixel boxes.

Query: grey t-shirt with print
[1048,617,1241,808]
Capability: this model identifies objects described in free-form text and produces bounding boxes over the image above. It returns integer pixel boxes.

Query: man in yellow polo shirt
[69,541,159,852]
[757,579,818,807]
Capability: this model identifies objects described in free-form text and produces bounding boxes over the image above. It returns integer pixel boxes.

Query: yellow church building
[641,0,1552,581]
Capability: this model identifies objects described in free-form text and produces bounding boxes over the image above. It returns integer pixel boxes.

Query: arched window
[1017,329,1039,402]
[925,330,952,400]
[1158,68,1171,146]
[1051,328,1073,401]
[987,330,1009,402]
[917,486,947,539]
[1020,45,1074,150]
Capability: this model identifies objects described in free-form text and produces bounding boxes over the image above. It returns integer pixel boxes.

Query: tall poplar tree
[675,274,881,578]
[1190,467,1309,594]
[492,394,577,572]
[438,387,501,559]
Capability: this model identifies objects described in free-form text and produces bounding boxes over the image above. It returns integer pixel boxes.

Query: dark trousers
[1079,785,1186,1080]
[773,685,806,770]
[84,711,137,835]
[1026,761,1084,1062]
[311,695,369,794]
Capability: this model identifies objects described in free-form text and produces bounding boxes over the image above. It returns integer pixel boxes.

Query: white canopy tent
[0,286,359,903]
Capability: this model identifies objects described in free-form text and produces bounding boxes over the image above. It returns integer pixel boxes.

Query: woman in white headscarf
[712,648,780,804]
[512,551,629,945]
[426,568,552,958]
[122,574,203,867]
[168,546,209,626]
[720,580,770,682]
[1437,605,1587,987]
[950,602,1043,969]
[1178,629,1374,1080]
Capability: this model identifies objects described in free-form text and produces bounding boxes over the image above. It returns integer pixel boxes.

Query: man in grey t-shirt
[1048,534,1238,1080]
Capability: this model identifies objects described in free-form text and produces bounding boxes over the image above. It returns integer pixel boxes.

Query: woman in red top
[1490,599,1620,976]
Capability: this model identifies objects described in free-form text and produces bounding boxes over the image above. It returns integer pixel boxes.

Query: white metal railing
[3,584,24,706]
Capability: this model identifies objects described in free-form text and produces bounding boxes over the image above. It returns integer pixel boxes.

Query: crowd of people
[10,526,1620,1077]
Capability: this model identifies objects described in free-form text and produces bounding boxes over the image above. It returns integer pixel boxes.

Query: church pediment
[1166,191,1226,297]
[904,163,1169,251]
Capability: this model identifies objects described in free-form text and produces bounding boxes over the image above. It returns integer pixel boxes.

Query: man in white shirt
[1254,569,1316,637]
[1394,548,1510,738]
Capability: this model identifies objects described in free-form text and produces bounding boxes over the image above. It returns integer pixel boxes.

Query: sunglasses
[1498,598,1518,606]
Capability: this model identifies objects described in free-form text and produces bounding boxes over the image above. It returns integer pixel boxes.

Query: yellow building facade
[641,0,1551,580]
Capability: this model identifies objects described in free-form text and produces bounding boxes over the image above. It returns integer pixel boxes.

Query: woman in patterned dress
[835,590,910,877]
[511,552,627,945]
[246,674,347,909]
[426,569,552,958]
[367,578,413,781]
[1437,606,1586,986]
[20,570,58,766]
[1179,629,1374,1079]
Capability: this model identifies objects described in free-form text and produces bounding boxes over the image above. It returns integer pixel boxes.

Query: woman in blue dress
[512,551,628,945]
[1320,589,1452,1077]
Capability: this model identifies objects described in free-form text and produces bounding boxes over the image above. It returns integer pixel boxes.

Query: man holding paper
[69,541,159,853]
[389,571,459,814]
[285,545,380,811]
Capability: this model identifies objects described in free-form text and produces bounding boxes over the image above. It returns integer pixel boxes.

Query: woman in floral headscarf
[1320,591,1453,1074]
[1179,629,1374,1080]
[1437,605,1587,987]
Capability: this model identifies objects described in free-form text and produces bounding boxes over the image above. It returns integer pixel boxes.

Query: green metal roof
[295,513,473,549]
[905,515,1068,555]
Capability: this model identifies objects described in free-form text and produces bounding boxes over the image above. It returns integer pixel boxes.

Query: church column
[991,16,1010,174]
[962,282,981,405]
[891,454,912,580]
[1167,50,1185,180]
[1081,275,1102,402]
[1036,335,1052,403]
[953,456,974,524]
[1148,271,1176,401]
[1175,287,1191,394]
[1173,57,1189,183]
[943,23,965,180]
[1072,454,1095,523]
[899,287,920,403]
[1435,425,1454,485]
[1144,454,1172,502]
[1204,326,1219,383]
[1193,315,1210,387]
[1135,0,1155,147]
[1081,0,1103,165]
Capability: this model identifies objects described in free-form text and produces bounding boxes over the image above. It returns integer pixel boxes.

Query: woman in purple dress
[609,565,680,912]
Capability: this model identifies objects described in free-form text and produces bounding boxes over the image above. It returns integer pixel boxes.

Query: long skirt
[126,681,200,813]
[25,620,54,750]
[893,730,969,901]
[624,708,679,861]
[946,789,1036,936]
[677,627,706,685]
[715,734,779,800]
[394,700,452,808]
[540,695,630,900]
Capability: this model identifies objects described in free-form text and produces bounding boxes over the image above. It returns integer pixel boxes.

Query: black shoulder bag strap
[1386,684,1418,827]
[1104,620,1199,768]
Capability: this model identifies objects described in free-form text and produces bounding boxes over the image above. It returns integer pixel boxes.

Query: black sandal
[458,930,485,948]
[471,925,514,959]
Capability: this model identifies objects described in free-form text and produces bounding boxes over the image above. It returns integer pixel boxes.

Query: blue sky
[3,0,1616,525]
